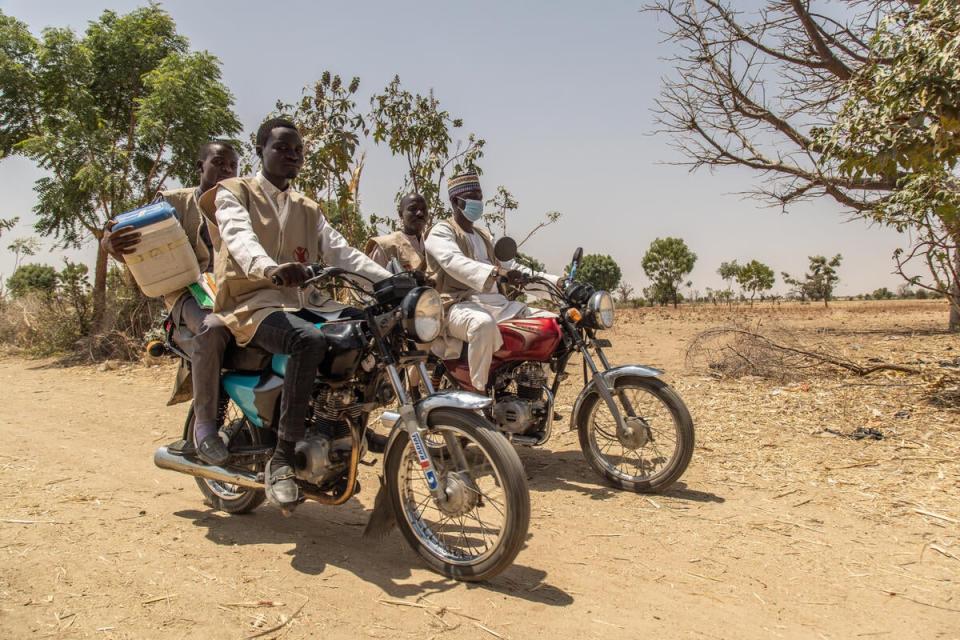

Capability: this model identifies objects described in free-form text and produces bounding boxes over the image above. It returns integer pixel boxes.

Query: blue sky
[0,0,910,295]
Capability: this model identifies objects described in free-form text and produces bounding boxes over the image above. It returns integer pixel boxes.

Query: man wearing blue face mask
[425,170,560,390]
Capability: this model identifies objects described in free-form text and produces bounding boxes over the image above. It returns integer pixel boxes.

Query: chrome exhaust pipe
[154,446,262,489]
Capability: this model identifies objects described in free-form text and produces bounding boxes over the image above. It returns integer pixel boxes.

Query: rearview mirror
[572,247,583,265]
[494,237,518,262]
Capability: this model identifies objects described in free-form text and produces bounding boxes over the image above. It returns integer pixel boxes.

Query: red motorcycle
[430,241,695,493]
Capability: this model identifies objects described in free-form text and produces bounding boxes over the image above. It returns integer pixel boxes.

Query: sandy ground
[1,300,958,639]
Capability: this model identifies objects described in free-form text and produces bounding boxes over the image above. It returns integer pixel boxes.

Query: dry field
[1,300,957,639]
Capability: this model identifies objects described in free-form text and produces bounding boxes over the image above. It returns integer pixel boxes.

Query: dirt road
[1,301,957,638]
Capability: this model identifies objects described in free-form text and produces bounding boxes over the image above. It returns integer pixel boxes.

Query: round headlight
[401,287,443,343]
[588,290,615,329]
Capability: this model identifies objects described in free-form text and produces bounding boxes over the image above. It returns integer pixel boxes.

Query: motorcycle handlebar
[270,264,326,287]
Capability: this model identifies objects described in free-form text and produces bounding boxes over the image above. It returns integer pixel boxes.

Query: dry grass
[1,298,958,639]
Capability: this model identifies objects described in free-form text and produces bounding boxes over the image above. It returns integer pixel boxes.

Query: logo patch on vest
[294,247,308,263]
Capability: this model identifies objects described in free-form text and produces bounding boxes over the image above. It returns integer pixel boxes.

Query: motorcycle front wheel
[577,376,694,493]
[384,409,530,582]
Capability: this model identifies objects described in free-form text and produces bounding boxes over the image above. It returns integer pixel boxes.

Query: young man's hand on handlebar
[266,262,311,287]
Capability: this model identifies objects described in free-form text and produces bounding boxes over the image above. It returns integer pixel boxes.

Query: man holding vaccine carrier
[101,141,240,467]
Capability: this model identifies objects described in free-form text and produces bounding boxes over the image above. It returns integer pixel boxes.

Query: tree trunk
[947,249,960,331]
[91,243,109,334]
[949,297,959,332]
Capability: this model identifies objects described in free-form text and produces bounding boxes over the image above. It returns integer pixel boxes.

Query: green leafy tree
[717,260,740,305]
[56,259,91,334]
[818,0,960,329]
[783,255,843,307]
[781,273,808,302]
[574,254,622,293]
[872,287,895,300]
[8,237,40,270]
[370,76,484,226]
[735,260,775,303]
[0,217,17,237]
[642,237,697,308]
[7,263,57,298]
[275,72,372,247]
[0,6,241,332]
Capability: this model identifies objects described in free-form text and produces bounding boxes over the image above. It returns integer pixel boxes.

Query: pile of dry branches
[686,325,960,408]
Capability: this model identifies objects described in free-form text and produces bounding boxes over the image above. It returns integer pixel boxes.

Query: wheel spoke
[587,383,682,484]
[394,424,509,566]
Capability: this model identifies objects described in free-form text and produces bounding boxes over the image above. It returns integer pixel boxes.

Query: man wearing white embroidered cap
[425,170,560,391]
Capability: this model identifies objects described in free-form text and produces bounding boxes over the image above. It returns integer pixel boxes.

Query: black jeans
[248,310,327,443]
[173,296,231,428]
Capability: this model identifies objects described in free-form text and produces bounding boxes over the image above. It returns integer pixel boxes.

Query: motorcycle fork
[591,341,639,419]
[566,323,638,439]
[386,363,459,501]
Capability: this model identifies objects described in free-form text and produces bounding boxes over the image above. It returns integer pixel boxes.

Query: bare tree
[648,0,913,212]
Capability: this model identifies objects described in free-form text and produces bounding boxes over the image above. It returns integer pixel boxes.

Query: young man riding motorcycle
[199,117,392,511]
[365,192,429,274]
[424,170,561,391]
[101,141,240,467]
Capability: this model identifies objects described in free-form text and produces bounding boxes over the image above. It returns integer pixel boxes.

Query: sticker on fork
[410,432,439,490]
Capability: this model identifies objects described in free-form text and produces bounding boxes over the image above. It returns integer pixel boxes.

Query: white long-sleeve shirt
[424,222,561,360]
[215,172,391,286]
[424,222,560,303]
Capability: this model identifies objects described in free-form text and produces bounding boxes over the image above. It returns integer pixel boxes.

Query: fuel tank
[444,317,562,390]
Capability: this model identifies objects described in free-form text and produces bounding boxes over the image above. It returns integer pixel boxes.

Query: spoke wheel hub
[617,416,651,449]
[437,470,479,517]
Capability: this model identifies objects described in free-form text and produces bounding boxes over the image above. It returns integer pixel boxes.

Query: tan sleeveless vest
[158,187,210,309]
[425,219,498,308]
[364,231,426,272]
[199,177,323,345]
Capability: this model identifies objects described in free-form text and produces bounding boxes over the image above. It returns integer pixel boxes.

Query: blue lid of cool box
[113,201,176,231]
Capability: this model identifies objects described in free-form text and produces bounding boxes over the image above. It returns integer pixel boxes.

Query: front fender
[569,364,663,431]
[415,390,491,424]
[379,390,492,462]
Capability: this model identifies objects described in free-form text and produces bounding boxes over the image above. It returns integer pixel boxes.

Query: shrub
[7,264,57,298]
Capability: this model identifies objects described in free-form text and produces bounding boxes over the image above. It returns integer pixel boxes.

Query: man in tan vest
[425,171,560,391]
[201,118,391,510]
[365,193,428,273]
[101,140,239,467]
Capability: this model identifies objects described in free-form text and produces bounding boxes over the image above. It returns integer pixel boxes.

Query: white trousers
[445,296,553,390]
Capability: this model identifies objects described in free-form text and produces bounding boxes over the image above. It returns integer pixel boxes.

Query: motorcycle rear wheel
[384,409,530,582]
[577,376,694,493]
[184,403,266,514]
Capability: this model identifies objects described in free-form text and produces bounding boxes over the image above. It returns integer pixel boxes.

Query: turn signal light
[565,308,583,324]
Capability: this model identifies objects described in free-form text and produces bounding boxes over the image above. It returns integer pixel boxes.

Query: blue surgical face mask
[461,198,484,221]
